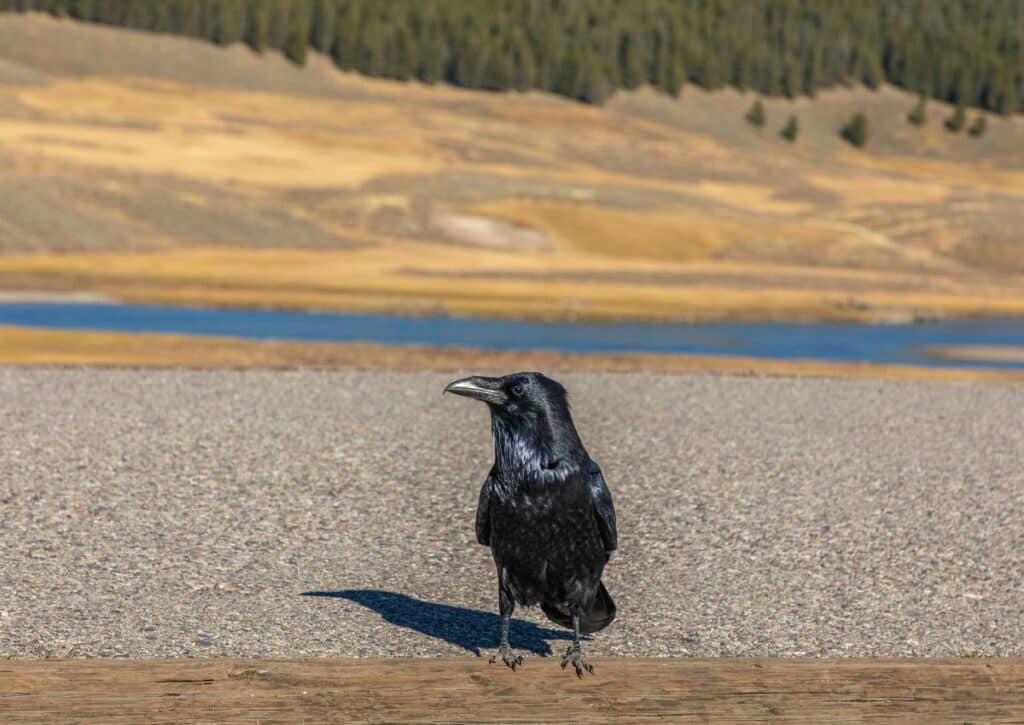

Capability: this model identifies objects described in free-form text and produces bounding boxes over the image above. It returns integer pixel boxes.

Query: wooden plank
[1,658,1022,723]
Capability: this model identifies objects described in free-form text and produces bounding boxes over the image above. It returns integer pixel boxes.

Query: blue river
[1,301,1023,370]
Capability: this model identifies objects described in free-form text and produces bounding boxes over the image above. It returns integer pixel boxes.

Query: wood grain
[2,658,1022,723]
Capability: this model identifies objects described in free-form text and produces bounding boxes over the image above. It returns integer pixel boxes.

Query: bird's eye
[512,385,525,397]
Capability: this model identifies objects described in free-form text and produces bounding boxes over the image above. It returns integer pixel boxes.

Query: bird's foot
[561,644,595,678]
[489,644,524,671]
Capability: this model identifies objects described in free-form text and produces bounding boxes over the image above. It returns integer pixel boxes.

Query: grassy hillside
[1,13,1023,323]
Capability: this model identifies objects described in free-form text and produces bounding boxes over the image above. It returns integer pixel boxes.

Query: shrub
[745,99,765,128]
[907,96,926,126]
[780,115,799,142]
[839,112,869,148]
[945,103,966,132]
[968,115,987,137]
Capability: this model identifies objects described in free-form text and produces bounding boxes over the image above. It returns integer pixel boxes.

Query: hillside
[1,13,1023,323]
[5,1,1023,113]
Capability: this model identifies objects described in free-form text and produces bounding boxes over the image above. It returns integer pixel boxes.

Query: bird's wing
[588,460,617,552]
[475,474,493,546]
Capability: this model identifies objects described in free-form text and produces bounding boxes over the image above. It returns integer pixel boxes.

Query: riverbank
[3,326,1023,383]
[3,248,1024,326]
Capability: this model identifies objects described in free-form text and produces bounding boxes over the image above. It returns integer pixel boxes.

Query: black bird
[444,372,617,677]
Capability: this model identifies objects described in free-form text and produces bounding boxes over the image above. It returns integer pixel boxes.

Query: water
[1,301,1023,370]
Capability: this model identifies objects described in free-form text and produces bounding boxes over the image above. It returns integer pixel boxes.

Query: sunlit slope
[1,13,1023,322]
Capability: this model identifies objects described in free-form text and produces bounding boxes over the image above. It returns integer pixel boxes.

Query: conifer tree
[309,0,335,54]
[285,13,309,66]
[617,31,644,90]
[331,0,360,70]
[385,24,416,81]
[245,0,270,53]
[416,13,446,84]
[745,99,765,128]
[510,32,537,91]
[265,0,291,50]
[782,59,804,99]
[907,96,926,126]
[656,48,684,97]
[945,102,966,132]
[840,113,869,148]
[780,115,799,142]
[214,0,247,46]
[994,71,1019,116]
[967,115,987,137]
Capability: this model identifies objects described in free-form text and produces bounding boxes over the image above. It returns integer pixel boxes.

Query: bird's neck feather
[490,402,584,481]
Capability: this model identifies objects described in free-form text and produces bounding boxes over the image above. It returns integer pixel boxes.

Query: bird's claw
[489,645,524,671]
[561,645,595,678]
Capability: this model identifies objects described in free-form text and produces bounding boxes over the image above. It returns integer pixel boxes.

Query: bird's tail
[541,581,616,634]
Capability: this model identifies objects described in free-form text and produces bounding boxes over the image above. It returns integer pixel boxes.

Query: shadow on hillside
[301,589,575,657]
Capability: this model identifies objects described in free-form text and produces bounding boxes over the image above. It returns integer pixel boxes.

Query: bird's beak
[443,376,508,405]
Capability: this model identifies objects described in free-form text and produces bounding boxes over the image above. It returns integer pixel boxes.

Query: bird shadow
[301,589,575,657]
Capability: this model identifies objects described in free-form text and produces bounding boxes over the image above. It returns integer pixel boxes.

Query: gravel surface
[1,369,1022,659]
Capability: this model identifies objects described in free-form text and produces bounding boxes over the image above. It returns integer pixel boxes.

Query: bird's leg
[561,610,595,678]
[489,575,524,671]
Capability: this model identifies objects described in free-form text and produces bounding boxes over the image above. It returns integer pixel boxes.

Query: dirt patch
[430,213,551,251]
[924,345,1024,364]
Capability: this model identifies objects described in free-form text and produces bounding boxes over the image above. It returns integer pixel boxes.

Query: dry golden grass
[473,200,743,261]
[7,79,442,188]
[841,153,1024,199]
[3,325,1023,384]
[806,172,953,207]
[3,246,1024,323]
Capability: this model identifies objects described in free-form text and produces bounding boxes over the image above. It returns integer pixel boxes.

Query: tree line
[4,0,1022,114]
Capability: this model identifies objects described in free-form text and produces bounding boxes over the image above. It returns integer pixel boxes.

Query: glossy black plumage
[445,372,617,677]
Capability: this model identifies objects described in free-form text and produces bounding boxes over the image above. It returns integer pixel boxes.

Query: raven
[445,372,616,677]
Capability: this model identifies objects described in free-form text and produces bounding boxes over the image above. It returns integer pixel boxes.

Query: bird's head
[444,371,567,418]
[445,372,584,470]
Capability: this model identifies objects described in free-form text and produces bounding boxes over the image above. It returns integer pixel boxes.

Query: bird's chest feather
[496,490,566,534]
[490,475,598,562]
